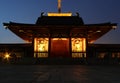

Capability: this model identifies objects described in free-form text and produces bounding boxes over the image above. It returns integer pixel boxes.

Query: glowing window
[34,53,48,58]
[48,13,72,16]
[71,38,86,52]
[72,53,86,58]
[52,38,67,40]
[34,38,49,52]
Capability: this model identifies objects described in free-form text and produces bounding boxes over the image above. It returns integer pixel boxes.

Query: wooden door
[50,38,70,57]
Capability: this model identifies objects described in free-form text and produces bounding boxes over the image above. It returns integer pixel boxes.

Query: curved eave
[69,23,117,43]
[3,22,117,43]
[3,22,50,42]
[88,23,117,43]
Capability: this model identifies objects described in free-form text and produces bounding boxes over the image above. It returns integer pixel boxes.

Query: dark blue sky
[0,0,120,44]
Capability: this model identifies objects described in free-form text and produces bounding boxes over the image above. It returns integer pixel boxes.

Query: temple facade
[2,12,118,62]
[1,0,120,64]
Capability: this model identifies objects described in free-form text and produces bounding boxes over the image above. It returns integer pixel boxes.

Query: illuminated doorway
[50,38,70,57]
[34,38,49,58]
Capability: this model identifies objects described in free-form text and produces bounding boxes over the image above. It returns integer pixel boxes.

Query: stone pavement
[0,65,120,83]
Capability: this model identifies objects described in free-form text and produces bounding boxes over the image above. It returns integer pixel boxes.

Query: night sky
[0,0,120,44]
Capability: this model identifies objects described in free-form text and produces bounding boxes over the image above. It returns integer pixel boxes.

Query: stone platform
[0,65,120,83]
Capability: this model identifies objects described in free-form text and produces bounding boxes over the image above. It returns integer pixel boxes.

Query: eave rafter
[3,22,117,43]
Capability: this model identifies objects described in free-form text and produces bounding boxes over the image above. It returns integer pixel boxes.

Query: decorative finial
[76,12,80,17]
[58,0,61,13]
[41,12,44,16]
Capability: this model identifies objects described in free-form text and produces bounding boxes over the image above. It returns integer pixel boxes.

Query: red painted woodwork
[50,38,70,57]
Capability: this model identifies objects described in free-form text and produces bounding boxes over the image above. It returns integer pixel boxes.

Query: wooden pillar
[69,37,72,58]
[31,33,35,57]
[86,28,89,58]
[48,37,51,58]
